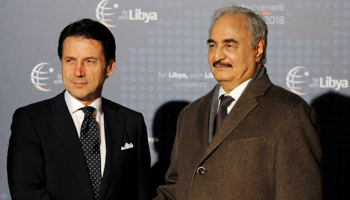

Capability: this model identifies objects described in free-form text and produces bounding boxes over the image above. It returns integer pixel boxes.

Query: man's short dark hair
[58,18,116,63]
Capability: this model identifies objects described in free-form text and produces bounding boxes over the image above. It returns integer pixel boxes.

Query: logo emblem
[286,66,308,95]
[95,0,158,27]
[31,62,54,92]
[96,0,118,27]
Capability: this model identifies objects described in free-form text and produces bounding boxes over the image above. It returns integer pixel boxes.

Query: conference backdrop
[1,0,349,199]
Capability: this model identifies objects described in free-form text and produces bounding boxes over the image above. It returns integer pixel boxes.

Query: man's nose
[73,62,85,77]
[214,47,226,62]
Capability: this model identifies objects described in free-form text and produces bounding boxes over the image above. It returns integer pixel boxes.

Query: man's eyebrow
[85,56,98,60]
[223,39,238,43]
[207,39,215,44]
[207,39,238,44]
[63,56,75,59]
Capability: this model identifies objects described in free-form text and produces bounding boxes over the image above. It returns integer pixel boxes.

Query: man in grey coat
[154,4,321,199]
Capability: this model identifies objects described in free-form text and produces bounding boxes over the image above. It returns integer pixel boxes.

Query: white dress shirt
[64,91,106,176]
[217,78,251,114]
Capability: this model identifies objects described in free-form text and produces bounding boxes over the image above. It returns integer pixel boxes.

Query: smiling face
[61,36,115,106]
[207,13,264,93]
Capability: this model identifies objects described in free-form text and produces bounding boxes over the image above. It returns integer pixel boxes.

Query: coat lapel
[200,75,273,164]
[208,84,221,143]
[98,99,124,200]
[51,92,94,199]
[194,86,218,149]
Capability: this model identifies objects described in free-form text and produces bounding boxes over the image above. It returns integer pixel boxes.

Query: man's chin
[68,91,90,101]
[213,74,233,82]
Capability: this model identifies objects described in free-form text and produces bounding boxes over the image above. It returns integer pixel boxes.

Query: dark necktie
[80,106,101,199]
[214,95,235,134]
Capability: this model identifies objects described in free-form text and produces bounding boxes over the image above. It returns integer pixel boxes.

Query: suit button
[197,167,205,175]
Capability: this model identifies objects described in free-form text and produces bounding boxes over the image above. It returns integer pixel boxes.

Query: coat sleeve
[275,104,322,199]
[153,109,184,200]
[7,108,60,200]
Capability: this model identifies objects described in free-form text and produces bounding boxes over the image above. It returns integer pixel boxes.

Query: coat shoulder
[13,93,62,118]
[266,85,310,108]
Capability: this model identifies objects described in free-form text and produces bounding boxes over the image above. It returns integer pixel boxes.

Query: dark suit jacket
[155,74,322,199]
[8,91,150,200]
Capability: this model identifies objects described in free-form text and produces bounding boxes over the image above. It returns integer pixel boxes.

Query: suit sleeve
[137,113,151,200]
[275,104,322,199]
[153,109,184,200]
[7,108,60,200]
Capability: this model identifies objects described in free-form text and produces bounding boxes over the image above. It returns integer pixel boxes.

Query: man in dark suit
[154,4,321,199]
[8,18,150,200]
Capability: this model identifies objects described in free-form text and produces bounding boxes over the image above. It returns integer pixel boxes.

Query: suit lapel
[208,84,220,143]
[200,75,273,164]
[98,99,124,200]
[51,92,94,199]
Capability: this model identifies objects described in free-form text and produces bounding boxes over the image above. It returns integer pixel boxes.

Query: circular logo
[96,0,117,27]
[286,66,308,95]
[31,62,54,92]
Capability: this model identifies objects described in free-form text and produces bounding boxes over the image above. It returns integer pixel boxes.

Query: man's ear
[255,38,264,63]
[106,57,115,77]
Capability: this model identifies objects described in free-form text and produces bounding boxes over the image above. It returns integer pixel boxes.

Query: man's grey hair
[209,4,268,64]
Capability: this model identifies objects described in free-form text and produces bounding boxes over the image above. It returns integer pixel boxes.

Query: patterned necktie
[80,106,101,199]
[214,95,235,134]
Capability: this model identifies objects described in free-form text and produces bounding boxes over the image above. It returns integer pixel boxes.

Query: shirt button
[197,166,205,175]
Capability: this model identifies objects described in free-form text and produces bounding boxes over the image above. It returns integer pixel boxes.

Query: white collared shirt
[64,91,106,176]
[217,78,251,114]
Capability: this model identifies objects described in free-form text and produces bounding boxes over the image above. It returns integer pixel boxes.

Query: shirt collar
[64,90,103,115]
[218,78,251,101]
